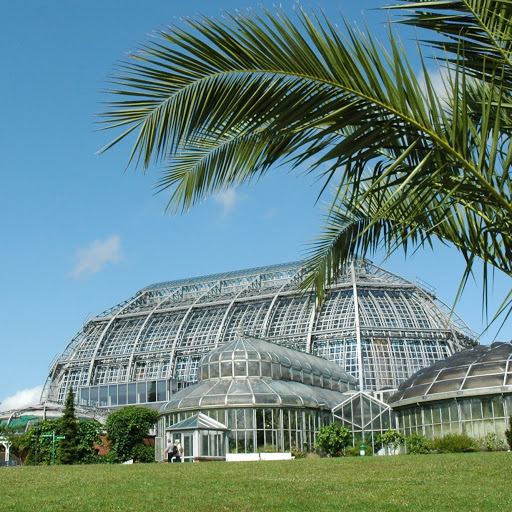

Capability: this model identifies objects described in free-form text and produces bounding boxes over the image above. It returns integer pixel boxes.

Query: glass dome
[159,376,351,411]
[160,334,357,413]
[389,342,512,406]
[158,335,356,455]
[197,336,355,393]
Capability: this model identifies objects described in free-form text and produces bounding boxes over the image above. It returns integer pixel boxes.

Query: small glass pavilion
[165,413,228,461]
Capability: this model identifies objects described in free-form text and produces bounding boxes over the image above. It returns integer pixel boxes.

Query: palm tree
[99,1,512,324]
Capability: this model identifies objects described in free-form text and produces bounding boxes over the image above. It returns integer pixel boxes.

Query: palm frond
[389,0,512,89]
[99,4,512,322]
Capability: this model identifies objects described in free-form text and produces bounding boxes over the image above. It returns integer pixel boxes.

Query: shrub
[315,423,352,457]
[431,433,478,453]
[132,443,155,463]
[375,430,405,452]
[405,434,431,455]
[290,445,307,459]
[59,387,78,465]
[105,406,158,463]
[478,433,506,452]
[257,444,277,453]
[76,420,104,464]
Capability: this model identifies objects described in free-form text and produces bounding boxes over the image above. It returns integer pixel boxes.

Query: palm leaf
[99,4,512,325]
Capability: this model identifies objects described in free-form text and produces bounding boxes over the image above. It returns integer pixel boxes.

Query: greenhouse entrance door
[182,433,194,462]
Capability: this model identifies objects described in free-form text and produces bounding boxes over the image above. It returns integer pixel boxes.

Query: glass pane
[460,400,471,420]
[137,381,147,403]
[492,397,504,418]
[157,380,166,402]
[108,385,117,406]
[247,361,259,376]
[118,384,127,405]
[234,361,246,377]
[209,362,219,378]
[79,387,89,407]
[89,386,98,407]
[261,362,271,377]
[221,362,232,377]
[148,381,157,402]
[471,399,483,420]
[428,379,462,394]
[468,362,506,376]
[432,404,442,423]
[449,402,458,422]
[201,435,209,456]
[184,435,192,457]
[99,386,108,407]
[128,383,136,404]
[482,399,493,418]
[463,375,503,389]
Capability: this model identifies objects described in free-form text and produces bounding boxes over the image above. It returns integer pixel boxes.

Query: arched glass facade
[388,343,512,439]
[42,259,475,408]
[160,406,332,456]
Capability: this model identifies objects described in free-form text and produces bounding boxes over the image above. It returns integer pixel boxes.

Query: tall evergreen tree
[58,387,78,464]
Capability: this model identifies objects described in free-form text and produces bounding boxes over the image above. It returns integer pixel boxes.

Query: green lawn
[1,452,509,512]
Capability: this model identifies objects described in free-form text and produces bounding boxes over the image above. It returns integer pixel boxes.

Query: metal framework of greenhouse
[42,259,476,417]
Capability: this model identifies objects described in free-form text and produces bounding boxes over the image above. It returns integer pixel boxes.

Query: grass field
[1,452,509,512]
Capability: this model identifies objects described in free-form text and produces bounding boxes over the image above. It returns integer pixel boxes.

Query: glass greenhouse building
[389,343,512,440]
[157,335,358,460]
[42,259,476,411]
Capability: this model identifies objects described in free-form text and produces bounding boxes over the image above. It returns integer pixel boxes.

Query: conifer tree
[58,386,78,464]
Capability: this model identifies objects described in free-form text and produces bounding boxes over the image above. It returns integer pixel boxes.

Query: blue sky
[1,0,510,410]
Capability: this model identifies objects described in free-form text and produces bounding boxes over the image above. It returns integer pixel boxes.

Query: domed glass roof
[159,376,350,411]
[160,335,356,413]
[197,335,357,393]
[388,342,512,406]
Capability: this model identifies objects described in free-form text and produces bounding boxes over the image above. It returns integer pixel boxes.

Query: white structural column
[305,297,317,354]
[0,437,12,462]
[351,262,364,391]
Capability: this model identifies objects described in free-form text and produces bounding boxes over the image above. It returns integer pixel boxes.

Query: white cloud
[0,385,43,412]
[213,188,237,216]
[71,235,122,277]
